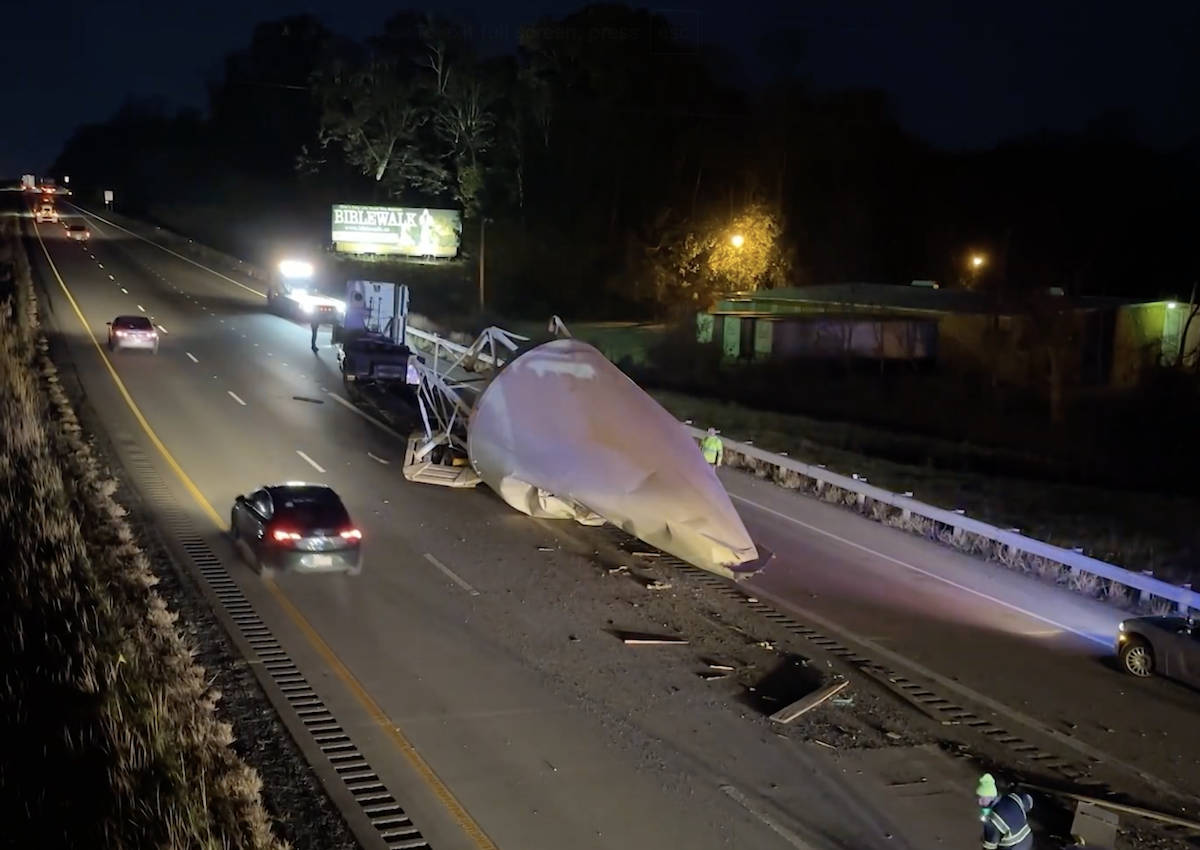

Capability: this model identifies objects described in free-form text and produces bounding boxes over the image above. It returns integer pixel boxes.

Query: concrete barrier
[79,207,1199,617]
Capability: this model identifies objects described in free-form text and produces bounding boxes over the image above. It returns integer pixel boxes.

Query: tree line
[52,5,1200,319]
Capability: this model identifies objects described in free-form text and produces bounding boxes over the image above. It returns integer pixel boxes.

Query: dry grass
[0,218,286,850]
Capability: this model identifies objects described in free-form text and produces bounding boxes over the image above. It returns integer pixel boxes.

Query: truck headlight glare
[279,260,314,278]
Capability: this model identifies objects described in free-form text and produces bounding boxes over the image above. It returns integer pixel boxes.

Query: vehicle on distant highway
[35,203,57,223]
[67,223,90,241]
[1116,615,1200,682]
[230,483,363,577]
[106,316,160,354]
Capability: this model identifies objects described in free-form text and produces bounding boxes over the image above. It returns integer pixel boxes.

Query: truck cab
[267,257,346,324]
[35,203,58,224]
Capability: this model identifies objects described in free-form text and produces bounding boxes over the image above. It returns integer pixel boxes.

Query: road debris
[769,678,851,725]
[612,630,689,646]
[1027,784,1200,831]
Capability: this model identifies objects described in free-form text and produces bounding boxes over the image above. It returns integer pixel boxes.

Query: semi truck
[266,256,347,324]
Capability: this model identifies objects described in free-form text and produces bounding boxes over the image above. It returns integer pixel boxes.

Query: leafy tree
[311,49,445,196]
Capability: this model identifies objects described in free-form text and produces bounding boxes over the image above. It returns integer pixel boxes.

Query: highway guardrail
[84,207,1199,617]
[408,321,1200,618]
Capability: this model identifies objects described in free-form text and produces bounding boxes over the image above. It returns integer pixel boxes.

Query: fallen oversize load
[467,338,762,579]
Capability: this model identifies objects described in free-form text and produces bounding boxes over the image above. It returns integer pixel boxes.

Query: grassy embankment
[0,217,285,849]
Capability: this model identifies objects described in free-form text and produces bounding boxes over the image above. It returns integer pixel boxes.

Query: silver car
[1116,615,1200,683]
[107,316,160,353]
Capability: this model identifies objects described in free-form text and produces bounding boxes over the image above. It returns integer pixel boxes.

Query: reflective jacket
[982,792,1034,850]
[701,435,723,465]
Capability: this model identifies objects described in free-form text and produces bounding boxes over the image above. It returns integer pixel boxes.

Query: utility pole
[478,217,487,314]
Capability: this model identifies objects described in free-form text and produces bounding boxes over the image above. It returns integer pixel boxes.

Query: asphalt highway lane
[34,212,812,850]
[52,206,1200,809]
[726,447,1200,799]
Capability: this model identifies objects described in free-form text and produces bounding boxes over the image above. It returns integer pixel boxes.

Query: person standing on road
[701,427,724,468]
[310,319,321,352]
[978,773,1035,850]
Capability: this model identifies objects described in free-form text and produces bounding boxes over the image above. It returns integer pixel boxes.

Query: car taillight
[340,528,362,540]
[272,529,301,541]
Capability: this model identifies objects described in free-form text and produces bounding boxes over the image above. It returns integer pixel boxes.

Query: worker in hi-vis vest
[977,773,1034,850]
[701,427,724,467]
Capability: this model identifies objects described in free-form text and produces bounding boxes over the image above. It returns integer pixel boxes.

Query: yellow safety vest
[701,435,723,464]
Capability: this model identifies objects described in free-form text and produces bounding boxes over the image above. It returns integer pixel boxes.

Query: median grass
[0,218,284,849]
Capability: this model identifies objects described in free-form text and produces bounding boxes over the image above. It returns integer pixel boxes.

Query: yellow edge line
[30,221,498,850]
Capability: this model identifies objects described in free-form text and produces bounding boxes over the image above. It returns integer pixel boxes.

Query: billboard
[331,205,462,258]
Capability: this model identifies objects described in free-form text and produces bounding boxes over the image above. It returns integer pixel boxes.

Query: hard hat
[976,774,998,799]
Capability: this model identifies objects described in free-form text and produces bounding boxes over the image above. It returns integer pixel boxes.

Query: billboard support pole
[392,284,410,346]
[478,218,486,314]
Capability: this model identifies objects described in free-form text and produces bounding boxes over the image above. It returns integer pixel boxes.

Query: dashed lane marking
[186,352,199,363]
[297,450,326,473]
[228,391,247,406]
[423,554,480,597]
[36,220,494,850]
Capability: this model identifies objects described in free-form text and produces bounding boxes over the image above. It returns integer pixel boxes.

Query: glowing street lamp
[730,234,745,248]
[971,254,985,269]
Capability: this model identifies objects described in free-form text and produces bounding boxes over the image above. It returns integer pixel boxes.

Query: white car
[35,204,57,223]
[107,316,159,354]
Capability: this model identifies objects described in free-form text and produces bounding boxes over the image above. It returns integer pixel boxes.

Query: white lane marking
[108,274,115,280]
[424,553,480,596]
[720,786,814,850]
[729,493,1111,649]
[228,391,246,406]
[186,352,199,363]
[97,263,103,268]
[367,452,390,465]
[325,392,404,439]
[137,304,146,312]
[73,206,267,298]
[156,325,168,334]
[120,287,129,294]
[89,254,95,259]
[296,450,325,473]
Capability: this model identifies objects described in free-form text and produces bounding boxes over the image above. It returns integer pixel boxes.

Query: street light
[730,234,745,248]
[971,255,985,269]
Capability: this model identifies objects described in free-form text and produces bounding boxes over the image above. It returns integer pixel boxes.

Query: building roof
[715,283,1157,316]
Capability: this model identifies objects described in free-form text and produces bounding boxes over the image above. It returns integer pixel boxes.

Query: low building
[698,283,1197,390]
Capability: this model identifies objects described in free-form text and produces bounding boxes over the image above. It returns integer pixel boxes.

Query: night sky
[2,0,1195,179]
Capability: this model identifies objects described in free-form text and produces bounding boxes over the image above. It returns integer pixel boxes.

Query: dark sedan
[230,483,363,577]
[1116,615,1200,683]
